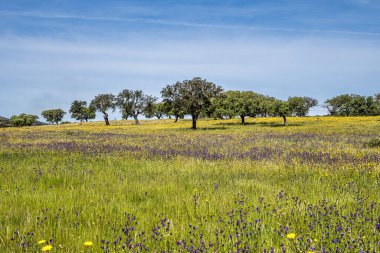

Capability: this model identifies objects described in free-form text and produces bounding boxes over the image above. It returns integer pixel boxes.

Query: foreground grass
[0,117,379,252]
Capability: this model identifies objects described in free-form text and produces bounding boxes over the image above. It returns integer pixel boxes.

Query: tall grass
[0,117,379,252]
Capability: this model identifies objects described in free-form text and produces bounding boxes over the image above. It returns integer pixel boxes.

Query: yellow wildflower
[41,245,53,251]
[37,240,46,245]
[84,241,93,247]
[314,238,318,242]
[286,233,296,239]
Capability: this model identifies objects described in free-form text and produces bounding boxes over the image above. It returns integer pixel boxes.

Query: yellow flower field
[0,116,379,252]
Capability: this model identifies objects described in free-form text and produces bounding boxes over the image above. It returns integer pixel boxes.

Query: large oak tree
[69,100,96,122]
[163,77,223,129]
[324,94,379,116]
[212,91,269,124]
[287,96,318,117]
[161,82,186,122]
[90,94,115,125]
[116,89,156,125]
[41,109,66,125]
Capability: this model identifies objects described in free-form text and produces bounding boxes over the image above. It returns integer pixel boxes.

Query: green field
[0,117,379,252]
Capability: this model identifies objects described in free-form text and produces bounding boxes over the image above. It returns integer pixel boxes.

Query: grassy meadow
[0,116,379,252]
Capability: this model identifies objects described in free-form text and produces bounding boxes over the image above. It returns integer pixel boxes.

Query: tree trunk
[174,115,178,123]
[191,115,197,130]
[133,115,139,125]
[241,115,245,125]
[104,113,110,126]
[283,115,287,126]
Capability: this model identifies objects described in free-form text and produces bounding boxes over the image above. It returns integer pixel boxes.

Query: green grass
[0,117,379,252]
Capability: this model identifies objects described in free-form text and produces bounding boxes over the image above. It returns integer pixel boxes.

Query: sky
[1,0,380,120]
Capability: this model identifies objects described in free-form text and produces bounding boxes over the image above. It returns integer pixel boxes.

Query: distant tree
[70,100,86,121]
[375,93,380,103]
[375,93,380,115]
[145,102,166,120]
[69,100,96,122]
[178,77,223,129]
[271,100,292,126]
[324,94,352,116]
[83,106,96,122]
[349,96,372,116]
[200,100,218,119]
[324,94,378,116]
[142,95,159,120]
[10,113,39,127]
[162,78,223,129]
[154,103,167,119]
[90,94,115,125]
[210,96,230,119]
[161,82,186,122]
[288,96,318,116]
[218,91,266,125]
[212,91,268,124]
[0,116,11,127]
[41,109,66,125]
[259,96,277,117]
[116,89,156,125]
[304,97,319,109]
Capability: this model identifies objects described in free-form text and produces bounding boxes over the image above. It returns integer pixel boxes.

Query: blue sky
[1,0,380,120]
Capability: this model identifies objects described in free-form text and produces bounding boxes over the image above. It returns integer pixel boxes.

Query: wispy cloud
[1,10,380,37]
[1,35,379,119]
[1,1,379,119]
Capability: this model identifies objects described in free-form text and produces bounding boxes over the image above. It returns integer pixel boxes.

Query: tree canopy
[10,113,39,127]
[116,89,157,125]
[271,100,292,126]
[41,109,66,125]
[7,78,378,129]
[212,91,270,124]
[144,102,166,120]
[90,94,115,125]
[162,77,223,129]
[288,96,318,117]
[0,116,11,127]
[324,94,379,116]
[69,100,96,122]
[161,82,186,122]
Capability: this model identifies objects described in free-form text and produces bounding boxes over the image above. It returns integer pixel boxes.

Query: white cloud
[1,35,379,119]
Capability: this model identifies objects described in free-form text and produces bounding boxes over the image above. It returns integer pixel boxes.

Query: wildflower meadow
[0,116,379,252]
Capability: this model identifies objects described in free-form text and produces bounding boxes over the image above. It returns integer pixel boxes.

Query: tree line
[7,77,380,129]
